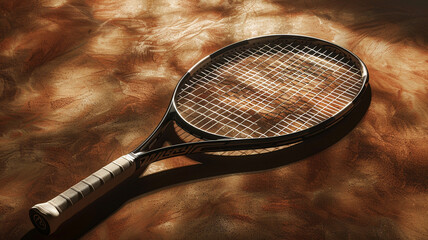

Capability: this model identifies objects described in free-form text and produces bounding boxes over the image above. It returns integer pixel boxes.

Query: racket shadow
[21,86,371,240]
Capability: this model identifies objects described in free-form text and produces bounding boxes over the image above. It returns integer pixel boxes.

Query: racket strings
[182,46,356,135]
[176,39,363,139]
[180,45,354,138]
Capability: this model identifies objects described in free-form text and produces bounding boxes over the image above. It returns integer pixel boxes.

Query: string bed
[175,40,363,139]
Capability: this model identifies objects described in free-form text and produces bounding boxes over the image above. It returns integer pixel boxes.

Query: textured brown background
[1,0,428,239]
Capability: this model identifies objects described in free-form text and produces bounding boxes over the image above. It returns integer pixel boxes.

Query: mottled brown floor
[1,0,428,239]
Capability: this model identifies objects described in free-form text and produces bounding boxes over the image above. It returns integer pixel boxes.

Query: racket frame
[134,34,369,166]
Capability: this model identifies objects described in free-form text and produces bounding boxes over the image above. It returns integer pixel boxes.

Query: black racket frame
[133,35,369,168]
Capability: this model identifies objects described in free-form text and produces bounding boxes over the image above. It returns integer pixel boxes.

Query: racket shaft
[29,154,137,235]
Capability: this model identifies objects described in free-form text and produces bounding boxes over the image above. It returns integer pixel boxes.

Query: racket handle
[29,154,137,235]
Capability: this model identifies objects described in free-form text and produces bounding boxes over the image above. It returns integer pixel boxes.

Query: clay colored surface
[1,0,427,239]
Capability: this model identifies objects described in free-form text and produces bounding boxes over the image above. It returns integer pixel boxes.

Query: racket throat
[136,143,202,168]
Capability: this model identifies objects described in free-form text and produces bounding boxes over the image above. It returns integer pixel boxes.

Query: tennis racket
[30,35,369,235]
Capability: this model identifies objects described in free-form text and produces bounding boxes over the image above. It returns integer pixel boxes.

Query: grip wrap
[29,154,136,235]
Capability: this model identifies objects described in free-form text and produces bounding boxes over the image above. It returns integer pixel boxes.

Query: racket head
[171,35,369,145]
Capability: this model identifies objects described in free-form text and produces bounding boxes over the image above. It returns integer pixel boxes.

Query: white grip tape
[29,154,137,235]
